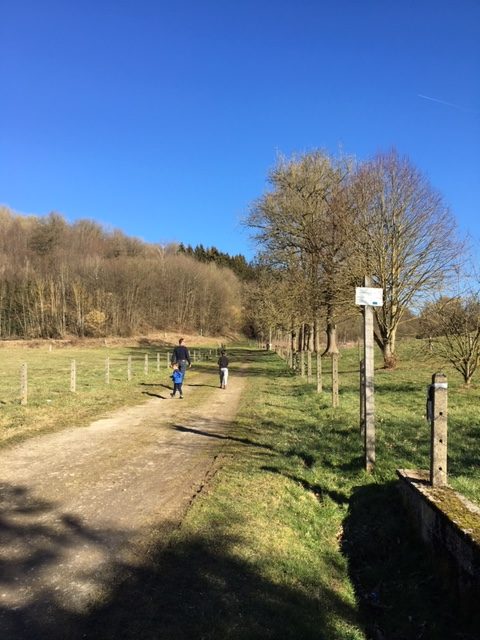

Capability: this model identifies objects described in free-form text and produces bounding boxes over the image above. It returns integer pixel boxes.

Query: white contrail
[418,94,478,113]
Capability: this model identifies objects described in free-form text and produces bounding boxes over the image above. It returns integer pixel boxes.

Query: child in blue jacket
[170,363,184,399]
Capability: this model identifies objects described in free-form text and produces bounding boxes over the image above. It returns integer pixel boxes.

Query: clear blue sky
[1,0,479,259]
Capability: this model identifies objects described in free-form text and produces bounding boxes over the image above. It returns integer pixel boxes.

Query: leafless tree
[0,206,243,338]
[351,149,461,367]
[420,295,480,385]
[246,151,356,355]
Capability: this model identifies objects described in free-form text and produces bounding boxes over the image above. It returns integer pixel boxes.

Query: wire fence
[1,347,220,406]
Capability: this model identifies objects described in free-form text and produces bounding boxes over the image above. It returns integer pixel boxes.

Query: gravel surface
[0,370,245,639]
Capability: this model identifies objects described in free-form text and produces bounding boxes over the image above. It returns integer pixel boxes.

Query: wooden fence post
[20,363,28,405]
[105,357,110,384]
[156,352,160,372]
[71,359,76,392]
[364,294,375,472]
[359,359,365,437]
[144,354,149,375]
[332,354,339,408]
[127,355,132,381]
[316,352,322,393]
[167,352,170,368]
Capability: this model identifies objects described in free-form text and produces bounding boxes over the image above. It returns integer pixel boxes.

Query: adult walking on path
[0,365,246,640]
[170,337,191,377]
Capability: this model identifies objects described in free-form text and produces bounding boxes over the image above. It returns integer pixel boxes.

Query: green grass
[2,340,479,638]
[155,344,480,640]
[0,342,219,447]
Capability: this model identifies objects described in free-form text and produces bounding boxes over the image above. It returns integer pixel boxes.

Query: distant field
[0,340,221,447]
[1,337,478,502]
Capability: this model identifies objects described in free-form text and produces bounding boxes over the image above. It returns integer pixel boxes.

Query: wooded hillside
[0,207,242,339]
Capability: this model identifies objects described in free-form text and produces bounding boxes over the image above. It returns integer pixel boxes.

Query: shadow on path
[172,424,275,453]
[141,391,166,399]
[0,482,130,640]
[0,482,360,640]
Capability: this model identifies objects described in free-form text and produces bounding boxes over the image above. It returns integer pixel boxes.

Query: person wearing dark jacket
[218,350,229,389]
[171,338,191,377]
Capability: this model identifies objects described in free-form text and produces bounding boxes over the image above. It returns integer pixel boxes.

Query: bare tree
[244,267,298,345]
[420,296,480,385]
[351,149,461,367]
[247,151,356,355]
[0,207,243,339]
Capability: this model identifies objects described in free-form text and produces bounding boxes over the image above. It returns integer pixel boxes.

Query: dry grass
[0,339,224,448]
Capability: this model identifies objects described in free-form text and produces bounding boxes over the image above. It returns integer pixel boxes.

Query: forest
[0,206,242,339]
[2,147,476,383]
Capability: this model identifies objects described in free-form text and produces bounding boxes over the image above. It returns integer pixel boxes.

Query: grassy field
[0,341,219,447]
[1,339,479,638]
[156,343,480,640]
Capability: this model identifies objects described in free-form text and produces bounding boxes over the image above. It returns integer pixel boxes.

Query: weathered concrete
[397,469,480,603]
[429,373,448,486]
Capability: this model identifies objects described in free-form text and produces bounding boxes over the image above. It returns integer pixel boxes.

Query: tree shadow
[322,454,364,473]
[79,528,360,640]
[171,424,275,452]
[141,391,166,399]
[341,481,480,640]
[0,482,362,640]
[185,383,220,388]
[260,465,349,505]
[0,482,131,640]
[139,382,171,390]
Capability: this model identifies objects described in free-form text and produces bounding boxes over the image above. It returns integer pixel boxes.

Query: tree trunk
[323,305,339,355]
[305,323,312,351]
[298,323,304,352]
[314,316,322,393]
[382,328,397,368]
[290,322,296,352]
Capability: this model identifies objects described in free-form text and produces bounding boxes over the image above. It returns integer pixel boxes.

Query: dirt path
[0,368,246,638]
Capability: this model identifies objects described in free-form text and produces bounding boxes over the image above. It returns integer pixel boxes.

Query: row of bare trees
[0,208,242,338]
[245,149,461,368]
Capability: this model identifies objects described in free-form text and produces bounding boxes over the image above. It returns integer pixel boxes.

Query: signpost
[356,279,383,472]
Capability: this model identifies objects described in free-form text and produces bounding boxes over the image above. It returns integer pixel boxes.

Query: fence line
[2,348,211,405]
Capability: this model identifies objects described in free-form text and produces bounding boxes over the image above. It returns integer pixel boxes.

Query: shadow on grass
[342,481,480,640]
[139,382,171,390]
[260,465,349,505]
[0,482,360,640]
[80,531,361,640]
[323,454,364,473]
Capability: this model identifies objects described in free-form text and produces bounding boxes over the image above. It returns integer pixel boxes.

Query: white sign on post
[355,287,383,307]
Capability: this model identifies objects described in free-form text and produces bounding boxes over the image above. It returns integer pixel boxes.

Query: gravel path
[0,369,246,639]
